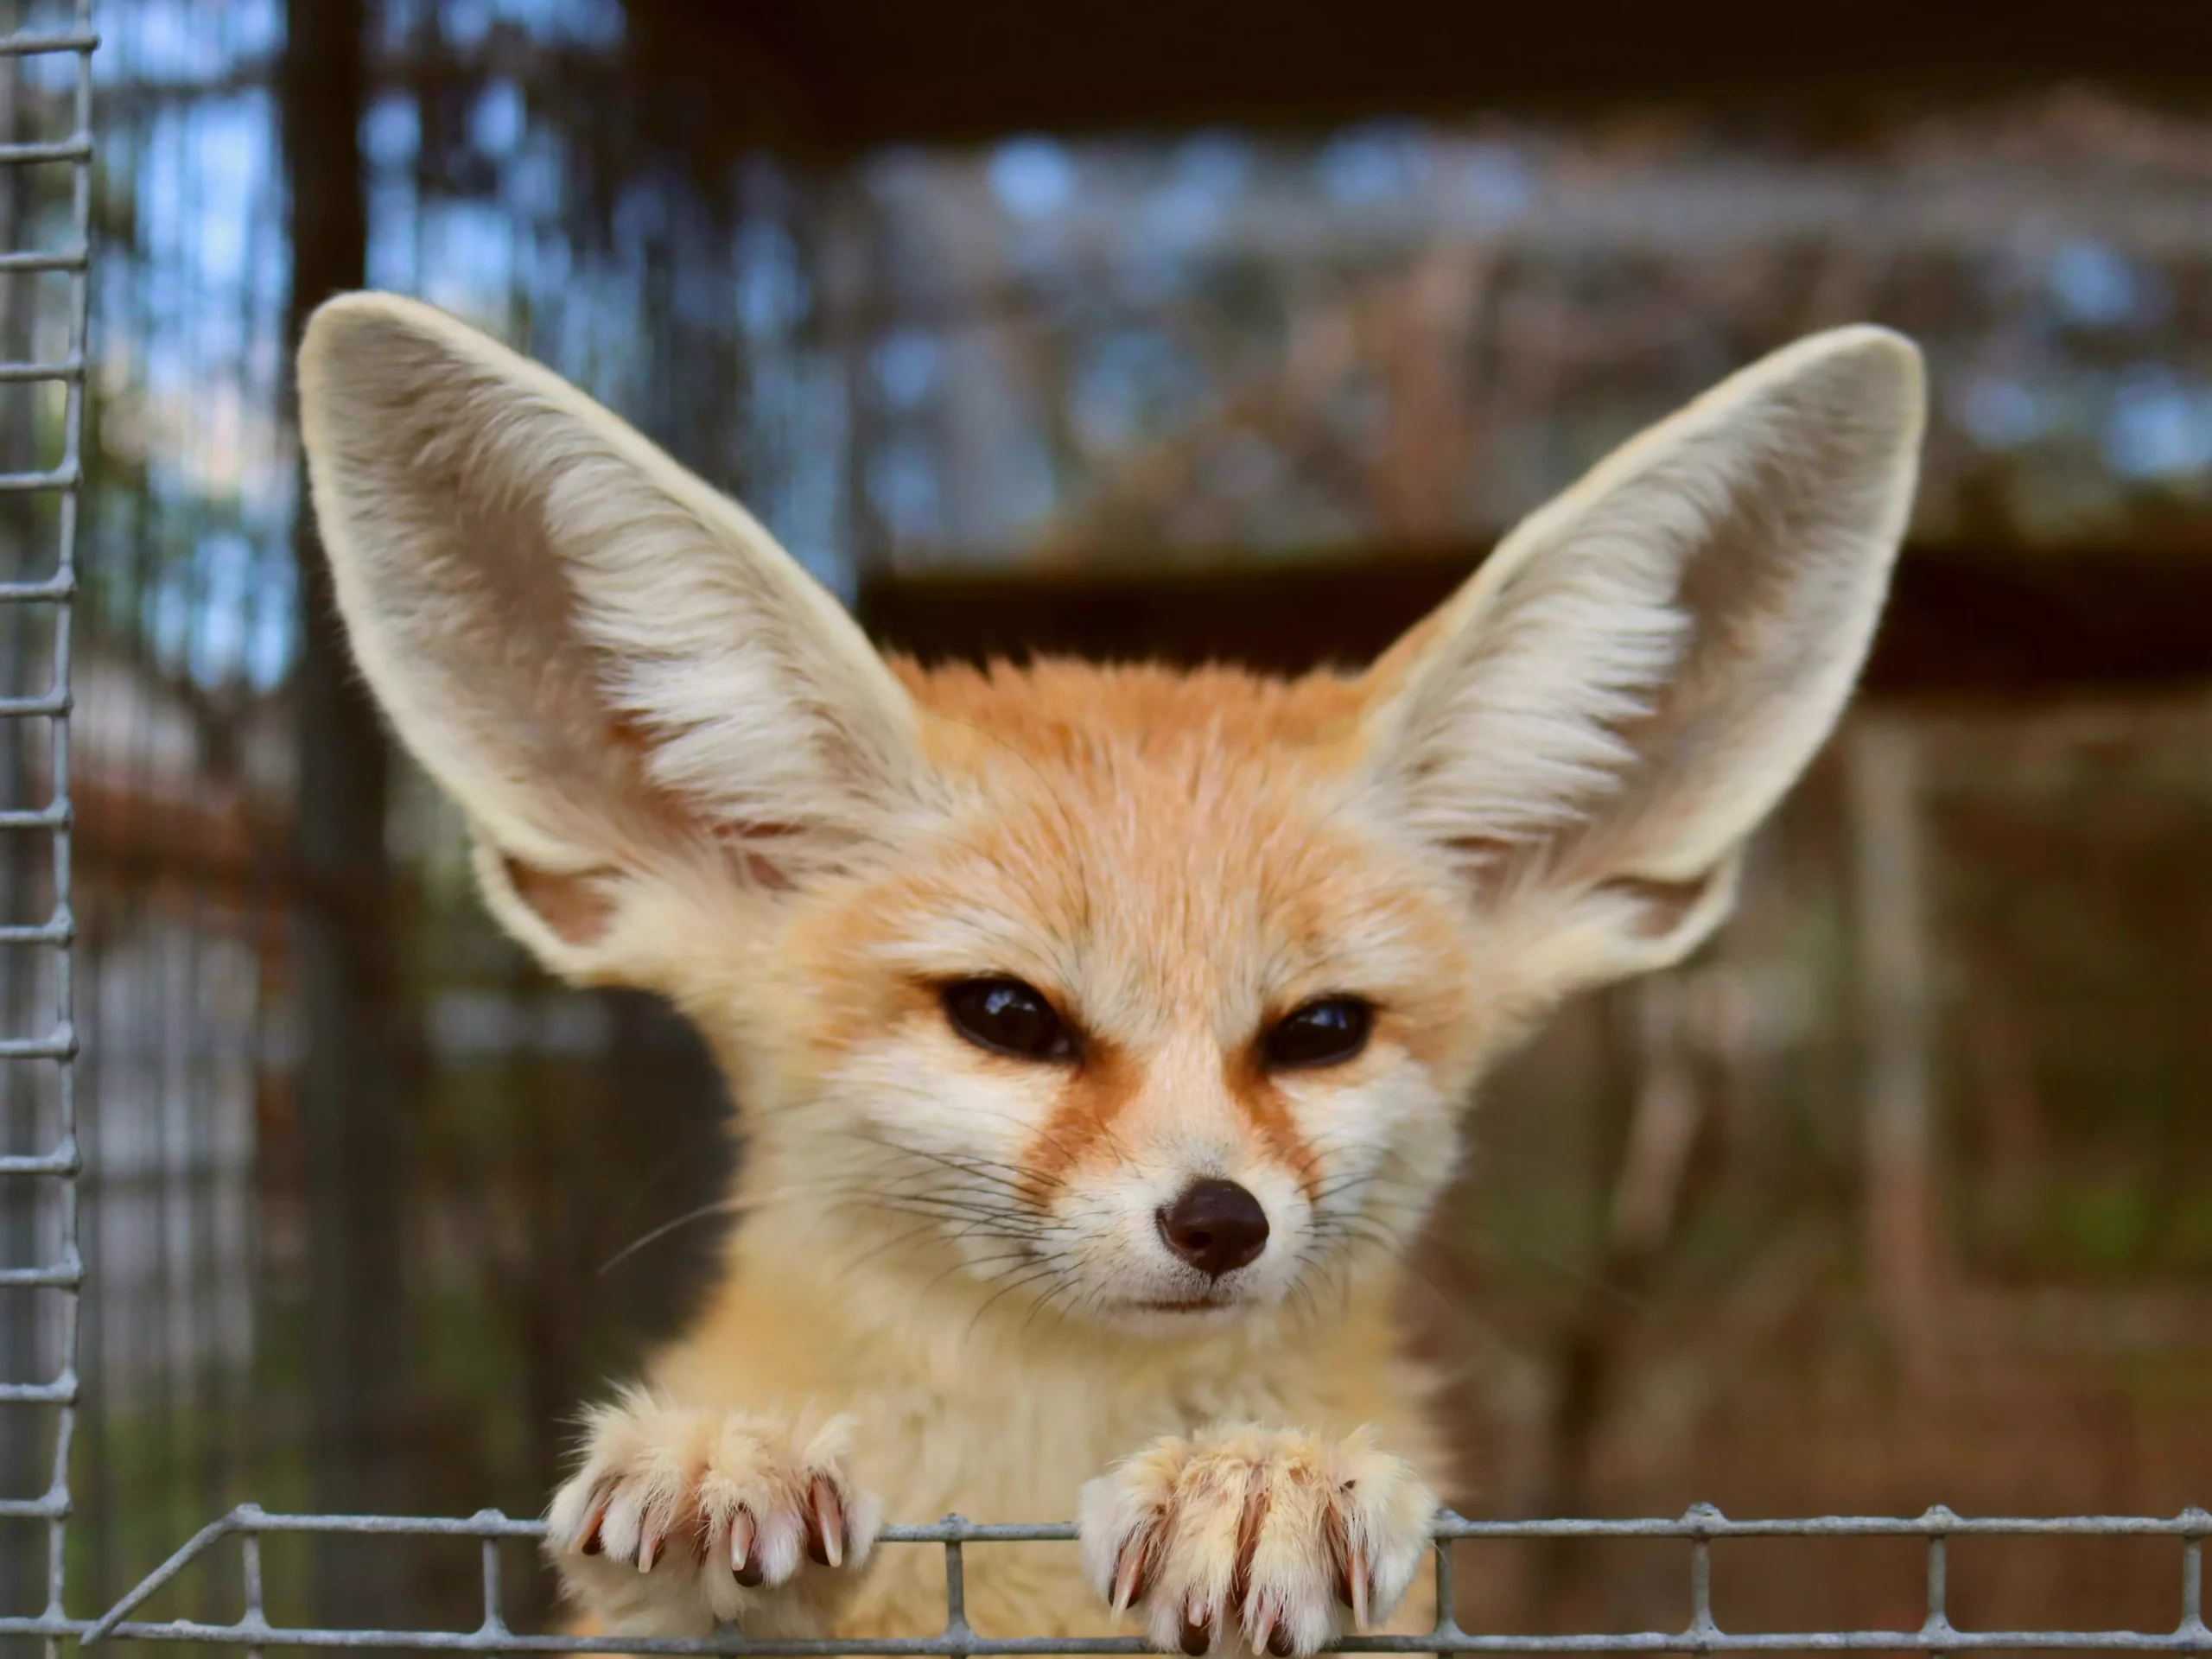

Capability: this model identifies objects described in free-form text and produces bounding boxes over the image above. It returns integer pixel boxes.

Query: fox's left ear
[1359,326,1925,991]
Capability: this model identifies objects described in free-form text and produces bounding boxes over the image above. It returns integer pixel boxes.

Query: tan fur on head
[297,295,1923,1643]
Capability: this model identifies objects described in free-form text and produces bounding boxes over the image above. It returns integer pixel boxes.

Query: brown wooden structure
[628,2,2212,156]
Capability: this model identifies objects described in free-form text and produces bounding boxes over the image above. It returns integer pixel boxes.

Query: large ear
[1358,326,1924,991]
[297,292,931,982]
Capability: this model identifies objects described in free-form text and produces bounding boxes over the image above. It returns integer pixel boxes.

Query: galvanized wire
[57,1503,2212,1655]
[0,6,93,1655]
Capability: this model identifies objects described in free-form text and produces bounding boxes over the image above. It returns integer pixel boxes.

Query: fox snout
[992,1020,1353,1325]
[1157,1179,1270,1278]
[1034,1126,1337,1331]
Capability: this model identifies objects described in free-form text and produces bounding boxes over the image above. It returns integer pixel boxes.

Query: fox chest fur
[653,1258,1448,1640]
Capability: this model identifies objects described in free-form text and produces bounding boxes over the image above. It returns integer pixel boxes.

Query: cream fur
[296,295,1924,1650]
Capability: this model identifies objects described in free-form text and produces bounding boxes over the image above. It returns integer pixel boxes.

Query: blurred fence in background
[0,0,2209,1642]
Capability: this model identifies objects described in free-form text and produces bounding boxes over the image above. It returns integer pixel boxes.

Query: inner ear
[1601,868,1726,944]
[501,855,619,948]
[1449,836,1723,944]
[704,821,801,893]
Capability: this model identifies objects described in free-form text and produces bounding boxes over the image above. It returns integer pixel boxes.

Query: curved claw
[1111,1531,1156,1617]
[806,1476,845,1568]
[1256,1601,1292,1659]
[731,1507,764,1586]
[1342,1535,1370,1630]
[575,1491,609,1557]
[1179,1596,1213,1656]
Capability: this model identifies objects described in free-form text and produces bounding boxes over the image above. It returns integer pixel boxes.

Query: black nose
[1157,1179,1270,1278]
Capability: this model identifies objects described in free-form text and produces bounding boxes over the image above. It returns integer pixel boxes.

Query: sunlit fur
[297,295,1925,1645]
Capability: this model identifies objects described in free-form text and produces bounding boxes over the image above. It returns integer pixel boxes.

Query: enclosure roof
[642,0,2212,151]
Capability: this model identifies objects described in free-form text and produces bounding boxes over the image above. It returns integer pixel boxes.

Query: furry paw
[546,1392,881,1636]
[1080,1424,1435,1657]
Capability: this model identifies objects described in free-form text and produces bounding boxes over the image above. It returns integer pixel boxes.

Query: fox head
[299,296,1922,1340]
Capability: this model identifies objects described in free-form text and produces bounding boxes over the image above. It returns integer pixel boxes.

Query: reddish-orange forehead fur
[899,657,1374,758]
[784,656,1483,1196]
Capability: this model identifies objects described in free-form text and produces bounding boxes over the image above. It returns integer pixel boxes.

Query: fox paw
[1080,1424,1435,1657]
[546,1393,880,1636]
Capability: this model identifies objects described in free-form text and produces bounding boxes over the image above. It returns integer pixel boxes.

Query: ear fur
[297,292,930,982]
[1360,326,1925,988]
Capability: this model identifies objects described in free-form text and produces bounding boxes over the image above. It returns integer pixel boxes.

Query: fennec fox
[297,296,1923,1646]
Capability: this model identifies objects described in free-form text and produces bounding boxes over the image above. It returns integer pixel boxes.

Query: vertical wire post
[1683,1504,1723,1654]
[942,1515,973,1659]
[240,1523,268,1659]
[1430,1515,1463,1644]
[2180,1509,2209,1651]
[476,1510,513,1644]
[1922,1505,1958,1659]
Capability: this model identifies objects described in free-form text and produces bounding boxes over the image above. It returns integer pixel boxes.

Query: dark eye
[943,977,1078,1062]
[1261,996,1373,1070]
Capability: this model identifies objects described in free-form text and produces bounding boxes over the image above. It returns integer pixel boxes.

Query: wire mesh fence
[62,1505,2212,1654]
[0,5,92,1654]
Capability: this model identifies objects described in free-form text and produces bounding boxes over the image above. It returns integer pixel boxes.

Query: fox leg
[1079,1423,1437,1658]
[545,1389,882,1638]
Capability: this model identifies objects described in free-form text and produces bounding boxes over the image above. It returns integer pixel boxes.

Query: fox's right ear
[297,293,932,983]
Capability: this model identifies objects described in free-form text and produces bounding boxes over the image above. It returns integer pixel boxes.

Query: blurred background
[3,0,2212,1642]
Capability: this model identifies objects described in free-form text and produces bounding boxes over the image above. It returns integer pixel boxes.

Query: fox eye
[1261,996,1373,1070]
[943,977,1078,1062]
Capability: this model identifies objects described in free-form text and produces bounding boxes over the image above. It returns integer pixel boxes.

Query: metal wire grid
[0,4,92,1654]
[58,1504,2212,1653]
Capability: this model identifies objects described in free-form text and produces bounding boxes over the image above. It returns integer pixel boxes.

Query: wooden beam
[857,547,2212,699]
[283,0,415,1622]
[627,0,2212,156]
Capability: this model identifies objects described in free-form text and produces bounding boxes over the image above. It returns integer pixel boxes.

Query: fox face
[297,296,1923,1343]
[774,658,1493,1334]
